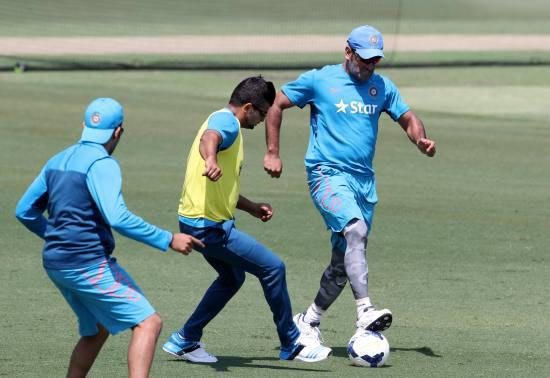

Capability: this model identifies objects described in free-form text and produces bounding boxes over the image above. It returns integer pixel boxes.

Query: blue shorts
[307,165,378,233]
[46,257,156,336]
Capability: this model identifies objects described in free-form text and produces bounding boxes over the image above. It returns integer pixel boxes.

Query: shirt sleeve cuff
[159,230,173,252]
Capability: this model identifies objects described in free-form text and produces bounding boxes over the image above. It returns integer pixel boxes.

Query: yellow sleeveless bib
[178,109,243,222]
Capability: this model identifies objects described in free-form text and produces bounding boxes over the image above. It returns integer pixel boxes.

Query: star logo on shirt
[335,99,349,113]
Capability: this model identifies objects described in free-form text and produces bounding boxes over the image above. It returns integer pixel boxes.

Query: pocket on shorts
[307,166,347,213]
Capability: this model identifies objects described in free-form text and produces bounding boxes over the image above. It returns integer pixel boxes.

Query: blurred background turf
[1,0,550,36]
[2,0,550,70]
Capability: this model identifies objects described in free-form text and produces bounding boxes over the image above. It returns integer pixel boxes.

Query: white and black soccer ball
[347,330,390,367]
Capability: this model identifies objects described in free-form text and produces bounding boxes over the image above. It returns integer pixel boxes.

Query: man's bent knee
[264,259,286,281]
[135,313,163,336]
[273,260,286,276]
[234,271,246,288]
[343,219,368,244]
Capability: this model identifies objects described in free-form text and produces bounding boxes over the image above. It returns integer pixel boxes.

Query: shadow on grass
[166,355,332,373]
[391,346,442,357]
[332,345,442,358]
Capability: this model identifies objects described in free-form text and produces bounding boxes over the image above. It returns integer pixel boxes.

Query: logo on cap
[369,87,378,97]
[91,112,101,126]
[369,35,379,46]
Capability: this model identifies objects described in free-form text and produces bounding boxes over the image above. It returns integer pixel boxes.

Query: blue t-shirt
[282,64,409,176]
[15,142,172,269]
[207,109,239,151]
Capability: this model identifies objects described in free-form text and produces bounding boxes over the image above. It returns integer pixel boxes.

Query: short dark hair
[229,76,276,110]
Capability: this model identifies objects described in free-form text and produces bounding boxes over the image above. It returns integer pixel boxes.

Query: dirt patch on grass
[2,34,550,55]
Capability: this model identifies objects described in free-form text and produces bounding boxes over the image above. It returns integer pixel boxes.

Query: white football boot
[293,313,324,347]
[356,307,393,332]
[294,344,332,362]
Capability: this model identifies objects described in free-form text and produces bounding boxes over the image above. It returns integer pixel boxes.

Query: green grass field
[1,66,549,377]
[2,0,550,72]
[2,0,550,36]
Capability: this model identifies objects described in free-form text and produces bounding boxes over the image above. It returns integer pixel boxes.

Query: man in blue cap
[15,98,204,378]
[263,25,436,346]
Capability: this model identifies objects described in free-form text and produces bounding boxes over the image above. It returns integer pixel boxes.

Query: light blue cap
[81,98,124,144]
[347,25,384,60]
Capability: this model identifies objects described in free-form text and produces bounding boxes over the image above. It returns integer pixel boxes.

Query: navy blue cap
[81,98,124,144]
[347,25,384,60]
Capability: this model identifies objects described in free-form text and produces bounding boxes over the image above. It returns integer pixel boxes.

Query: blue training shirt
[15,142,172,269]
[208,109,239,151]
[282,64,410,176]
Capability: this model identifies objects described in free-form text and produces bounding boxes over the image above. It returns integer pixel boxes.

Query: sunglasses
[350,48,382,65]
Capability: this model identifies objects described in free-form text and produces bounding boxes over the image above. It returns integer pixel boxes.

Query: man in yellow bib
[163,76,332,363]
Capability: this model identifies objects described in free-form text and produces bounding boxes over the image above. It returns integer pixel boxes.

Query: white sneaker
[293,313,324,347]
[295,344,332,362]
[356,308,392,331]
[178,343,218,363]
[162,333,218,363]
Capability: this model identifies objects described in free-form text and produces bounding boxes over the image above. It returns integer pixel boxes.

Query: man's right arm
[264,91,296,178]
[199,130,223,181]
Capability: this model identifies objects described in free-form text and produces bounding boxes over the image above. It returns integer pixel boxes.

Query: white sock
[303,303,325,325]
[356,297,374,319]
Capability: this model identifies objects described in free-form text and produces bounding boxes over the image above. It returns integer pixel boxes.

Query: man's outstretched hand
[170,233,205,255]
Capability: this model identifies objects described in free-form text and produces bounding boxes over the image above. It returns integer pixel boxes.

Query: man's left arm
[236,195,273,222]
[398,111,436,157]
[15,167,49,239]
[87,158,173,251]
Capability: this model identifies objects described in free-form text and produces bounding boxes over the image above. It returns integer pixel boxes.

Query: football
[347,330,390,367]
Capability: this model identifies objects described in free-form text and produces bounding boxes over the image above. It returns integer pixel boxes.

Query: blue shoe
[280,342,332,363]
[162,332,217,363]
